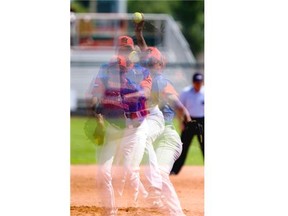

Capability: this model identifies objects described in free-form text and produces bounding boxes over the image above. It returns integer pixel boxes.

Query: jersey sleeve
[91,77,105,97]
[89,64,107,98]
[162,82,178,96]
[159,79,178,97]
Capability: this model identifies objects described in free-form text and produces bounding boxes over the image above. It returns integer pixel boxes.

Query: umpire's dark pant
[171,117,204,175]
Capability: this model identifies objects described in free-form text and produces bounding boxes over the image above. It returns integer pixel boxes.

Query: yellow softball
[133,12,143,24]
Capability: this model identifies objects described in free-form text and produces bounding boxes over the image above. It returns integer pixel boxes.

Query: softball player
[122,57,166,207]
[133,19,191,214]
[139,47,191,216]
[87,52,152,216]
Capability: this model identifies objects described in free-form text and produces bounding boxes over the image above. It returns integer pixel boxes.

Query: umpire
[171,72,204,175]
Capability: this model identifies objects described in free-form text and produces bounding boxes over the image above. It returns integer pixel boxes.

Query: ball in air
[133,12,143,24]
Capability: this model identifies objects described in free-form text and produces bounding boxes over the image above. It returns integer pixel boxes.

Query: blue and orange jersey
[90,63,151,119]
[124,63,152,113]
[126,63,152,91]
[151,73,178,124]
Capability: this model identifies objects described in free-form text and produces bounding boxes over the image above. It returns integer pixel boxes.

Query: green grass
[70,117,97,164]
[173,119,204,166]
[71,116,204,165]
[184,137,204,165]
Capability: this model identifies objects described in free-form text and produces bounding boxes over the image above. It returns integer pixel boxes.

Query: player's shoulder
[154,74,167,84]
[154,74,176,90]
[98,63,109,73]
[162,77,174,88]
[97,63,109,77]
[130,63,150,77]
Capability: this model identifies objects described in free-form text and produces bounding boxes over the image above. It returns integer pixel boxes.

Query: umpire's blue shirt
[180,86,204,118]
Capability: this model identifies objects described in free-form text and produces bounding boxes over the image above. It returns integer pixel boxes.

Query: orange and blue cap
[118,36,134,49]
[141,47,166,68]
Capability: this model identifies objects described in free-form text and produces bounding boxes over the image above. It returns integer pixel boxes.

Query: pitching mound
[71,165,204,216]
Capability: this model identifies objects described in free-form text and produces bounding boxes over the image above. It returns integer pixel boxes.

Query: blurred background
[70,0,204,114]
[70,0,204,165]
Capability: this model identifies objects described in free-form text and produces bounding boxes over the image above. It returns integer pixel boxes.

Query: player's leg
[171,123,195,174]
[160,171,186,216]
[121,118,148,205]
[142,109,165,198]
[142,141,164,208]
[97,123,123,215]
[155,125,186,216]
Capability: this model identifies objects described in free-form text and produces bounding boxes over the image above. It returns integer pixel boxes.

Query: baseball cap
[141,47,166,68]
[144,47,162,62]
[118,36,134,49]
[192,73,204,82]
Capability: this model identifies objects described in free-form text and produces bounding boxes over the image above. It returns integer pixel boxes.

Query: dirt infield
[71,165,204,216]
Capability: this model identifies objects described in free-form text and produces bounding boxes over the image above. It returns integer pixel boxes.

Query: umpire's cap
[193,73,204,82]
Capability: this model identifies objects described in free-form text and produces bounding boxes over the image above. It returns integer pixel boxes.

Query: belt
[124,110,150,120]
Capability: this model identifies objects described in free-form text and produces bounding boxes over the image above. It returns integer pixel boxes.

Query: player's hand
[134,14,145,32]
[183,114,192,124]
[84,116,106,146]
[93,120,105,145]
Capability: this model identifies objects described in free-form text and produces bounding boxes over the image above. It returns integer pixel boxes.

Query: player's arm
[85,66,107,121]
[122,73,152,100]
[140,73,152,98]
[86,79,104,112]
[166,94,191,123]
[134,16,148,51]
[161,81,191,123]
[123,87,150,100]
[84,93,105,146]
[167,93,192,132]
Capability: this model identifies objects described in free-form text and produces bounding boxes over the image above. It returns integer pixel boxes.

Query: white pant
[155,125,185,215]
[142,106,165,191]
[155,125,182,174]
[97,118,148,211]
[141,122,184,216]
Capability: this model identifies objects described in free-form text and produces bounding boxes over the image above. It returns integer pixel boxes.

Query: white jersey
[180,86,204,118]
